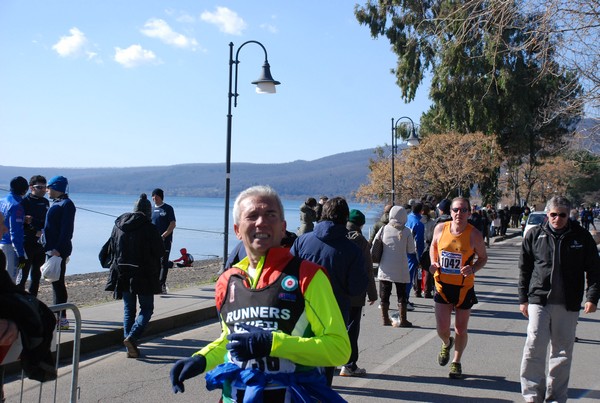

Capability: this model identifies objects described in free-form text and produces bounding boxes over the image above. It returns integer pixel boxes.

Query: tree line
[353,0,600,207]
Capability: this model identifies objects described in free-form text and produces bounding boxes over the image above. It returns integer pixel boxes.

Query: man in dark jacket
[19,175,49,296]
[342,209,377,377]
[43,175,76,330]
[102,193,164,358]
[290,196,368,385]
[518,195,600,403]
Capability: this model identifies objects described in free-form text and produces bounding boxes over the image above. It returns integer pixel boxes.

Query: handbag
[370,228,384,264]
[41,256,62,282]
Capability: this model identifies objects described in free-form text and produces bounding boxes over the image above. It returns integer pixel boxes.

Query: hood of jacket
[388,206,407,228]
[313,220,348,242]
[115,212,150,232]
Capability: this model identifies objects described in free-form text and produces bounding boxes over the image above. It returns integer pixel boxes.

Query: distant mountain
[0,148,383,201]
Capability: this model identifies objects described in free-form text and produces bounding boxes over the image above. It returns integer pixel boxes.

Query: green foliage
[354,0,583,160]
[564,150,600,204]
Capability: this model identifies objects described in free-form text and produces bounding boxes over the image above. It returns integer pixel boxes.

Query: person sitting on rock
[171,248,194,268]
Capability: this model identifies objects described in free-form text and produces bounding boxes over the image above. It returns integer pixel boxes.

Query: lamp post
[223,41,280,269]
[390,116,418,205]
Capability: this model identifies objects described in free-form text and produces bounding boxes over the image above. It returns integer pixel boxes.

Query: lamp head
[406,129,420,147]
[252,61,281,94]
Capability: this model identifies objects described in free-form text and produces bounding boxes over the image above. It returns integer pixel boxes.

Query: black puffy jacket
[103,212,164,296]
[518,221,600,311]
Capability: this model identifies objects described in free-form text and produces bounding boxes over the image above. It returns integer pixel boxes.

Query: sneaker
[123,337,140,358]
[339,366,367,377]
[406,302,415,311]
[161,284,168,294]
[449,362,463,379]
[438,336,454,366]
[57,318,69,331]
[415,291,423,298]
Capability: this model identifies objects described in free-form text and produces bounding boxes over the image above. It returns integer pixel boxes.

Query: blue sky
[0,1,431,168]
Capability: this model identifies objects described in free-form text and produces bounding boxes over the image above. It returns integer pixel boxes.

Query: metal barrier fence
[1,303,81,403]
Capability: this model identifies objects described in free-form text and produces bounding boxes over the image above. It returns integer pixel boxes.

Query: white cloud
[201,7,247,35]
[140,18,199,50]
[260,23,278,34]
[52,27,88,57]
[113,45,158,68]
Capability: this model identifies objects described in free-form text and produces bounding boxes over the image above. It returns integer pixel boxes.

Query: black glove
[17,256,29,270]
[226,323,273,361]
[170,355,206,394]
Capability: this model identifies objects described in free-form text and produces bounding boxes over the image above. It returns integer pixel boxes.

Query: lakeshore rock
[34,259,222,309]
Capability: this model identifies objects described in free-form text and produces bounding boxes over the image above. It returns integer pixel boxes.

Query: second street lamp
[390,116,418,205]
[223,41,280,270]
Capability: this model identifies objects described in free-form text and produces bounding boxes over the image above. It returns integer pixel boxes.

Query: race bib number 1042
[440,251,462,275]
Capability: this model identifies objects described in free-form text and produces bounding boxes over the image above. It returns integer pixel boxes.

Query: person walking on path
[169,185,350,402]
[342,209,377,377]
[43,175,76,330]
[375,205,418,328]
[151,188,176,294]
[406,202,424,305]
[518,195,599,403]
[369,204,392,244]
[290,196,367,385]
[0,176,29,284]
[18,175,49,295]
[428,197,488,379]
[101,193,164,359]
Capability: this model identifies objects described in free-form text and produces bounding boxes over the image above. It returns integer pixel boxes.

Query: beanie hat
[10,176,29,195]
[134,193,152,218]
[437,199,451,215]
[152,188,164,200]
[47,175,68,193]
[348,209,366,226]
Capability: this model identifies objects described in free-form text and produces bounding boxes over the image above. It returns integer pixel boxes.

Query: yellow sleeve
[194,320,229,371]
[270,270,350,367]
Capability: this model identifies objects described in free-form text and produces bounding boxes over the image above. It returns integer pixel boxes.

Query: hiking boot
[438,336,454,366]
[123,337,140,358]
[340,366,366,377]
[449,362,463,379]
[57,318,70,331]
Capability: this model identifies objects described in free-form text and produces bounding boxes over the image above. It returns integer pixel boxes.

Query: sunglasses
[549,212,567,218]
[32,185,47,190]
[451,207,469,213]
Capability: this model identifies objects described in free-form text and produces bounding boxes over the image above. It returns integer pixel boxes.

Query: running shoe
[438,336,454,366]
[57,318,70,331]
[339,366,367,377]
[449,362,463,379]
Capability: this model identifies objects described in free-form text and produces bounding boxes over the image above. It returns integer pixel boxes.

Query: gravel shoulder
[34,259,222,308]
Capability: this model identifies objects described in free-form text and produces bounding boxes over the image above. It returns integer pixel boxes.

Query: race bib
[440,250,462,275]
[230,354,297,374]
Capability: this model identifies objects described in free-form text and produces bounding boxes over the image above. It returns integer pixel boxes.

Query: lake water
[67,193,382,275]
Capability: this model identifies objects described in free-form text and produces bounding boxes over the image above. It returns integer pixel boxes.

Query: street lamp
[390,116,418,205]
[223,41,280,269]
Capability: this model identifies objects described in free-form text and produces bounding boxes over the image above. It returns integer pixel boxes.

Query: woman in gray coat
[373,205,418,327]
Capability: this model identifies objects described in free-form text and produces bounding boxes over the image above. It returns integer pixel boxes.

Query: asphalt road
[4,235,600,402]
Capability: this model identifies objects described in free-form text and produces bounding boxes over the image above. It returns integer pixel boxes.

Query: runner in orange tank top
[428,197,487,379]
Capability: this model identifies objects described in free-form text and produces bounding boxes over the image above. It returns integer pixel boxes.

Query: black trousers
[159,238,172,287]
[19,242,45,296]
